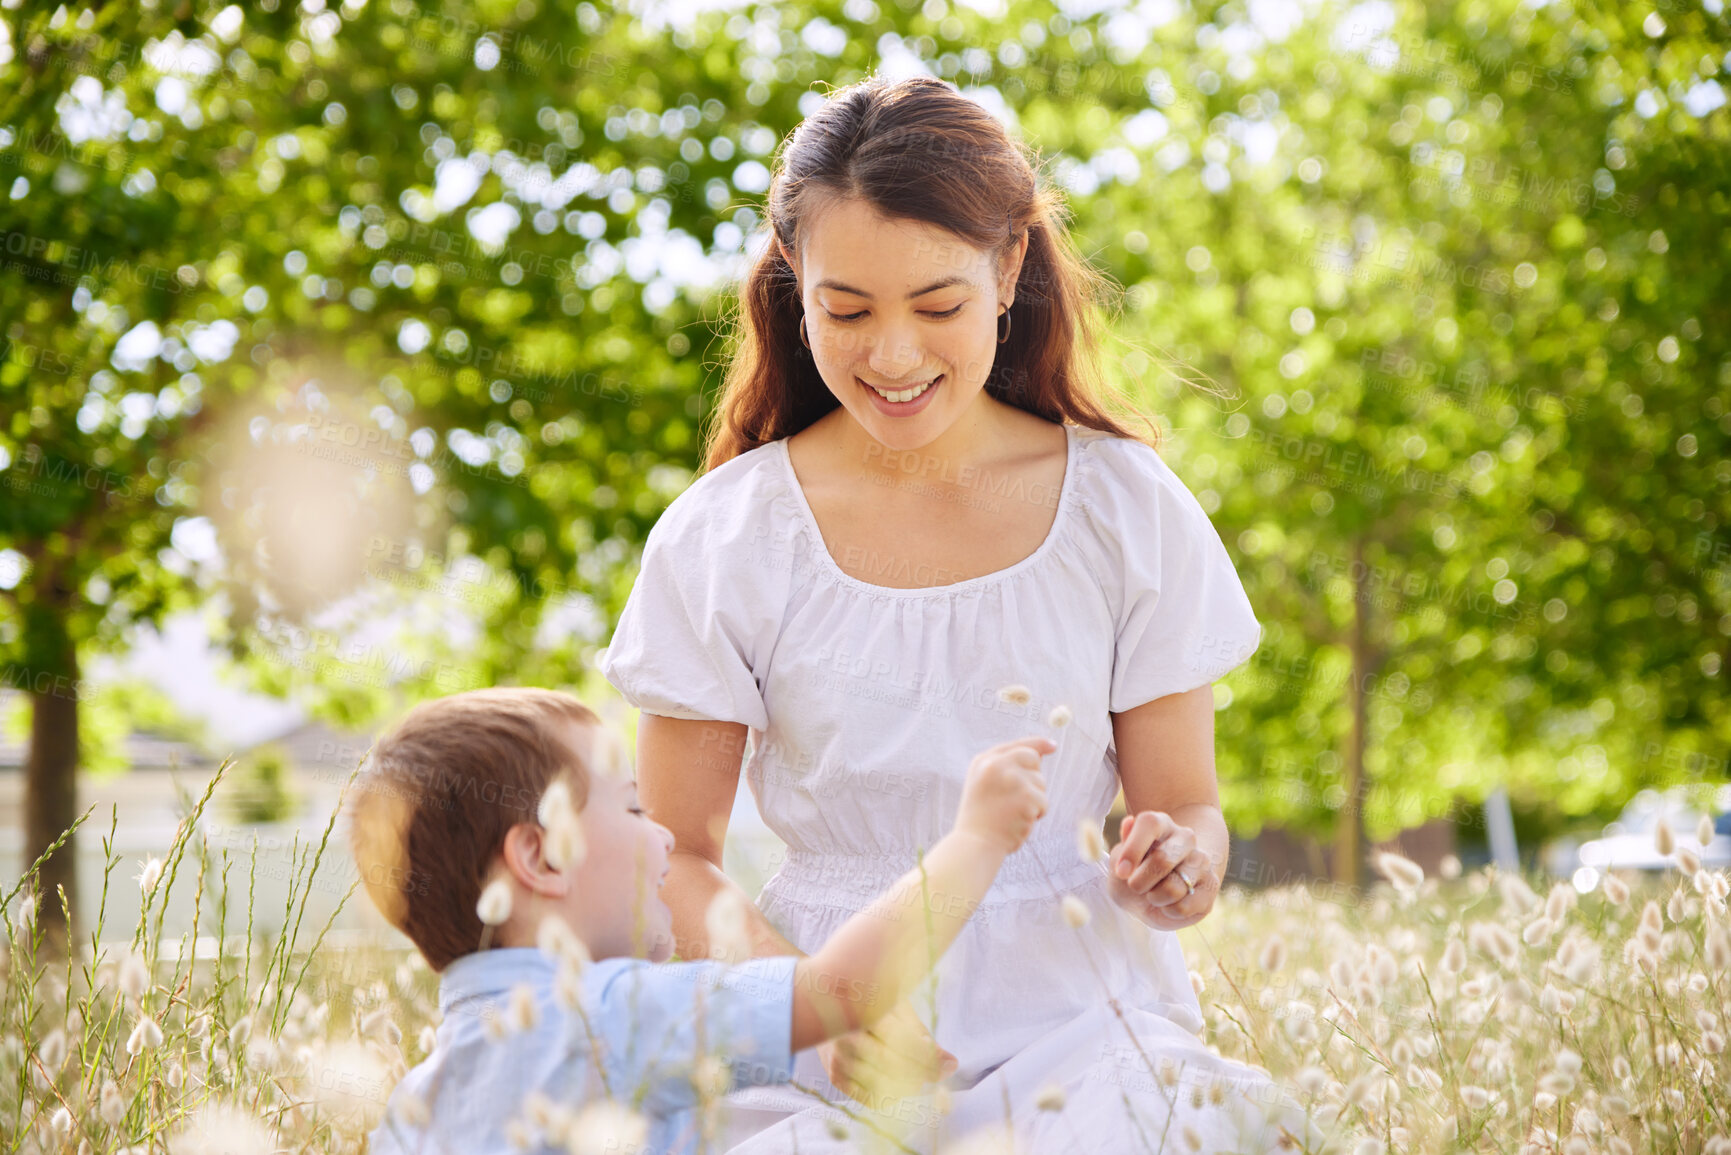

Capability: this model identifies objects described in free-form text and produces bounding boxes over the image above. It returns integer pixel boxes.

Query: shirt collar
[437,947,555,1015]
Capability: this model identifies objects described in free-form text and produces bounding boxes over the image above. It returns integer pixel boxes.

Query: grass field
[3,775,1726,1154]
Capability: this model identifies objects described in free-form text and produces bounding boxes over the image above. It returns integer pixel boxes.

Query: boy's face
[560,721,678,962]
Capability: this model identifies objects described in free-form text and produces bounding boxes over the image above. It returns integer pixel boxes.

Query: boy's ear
[500,823,571,899]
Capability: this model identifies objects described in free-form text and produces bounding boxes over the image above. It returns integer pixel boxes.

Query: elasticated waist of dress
[764,829,1108,905]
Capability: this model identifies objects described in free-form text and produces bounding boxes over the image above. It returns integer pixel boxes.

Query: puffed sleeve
[1082,435,1262,713]
[597,472,776,731]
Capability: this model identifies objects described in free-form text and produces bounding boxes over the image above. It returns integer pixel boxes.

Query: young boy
[348,686,1053,1155]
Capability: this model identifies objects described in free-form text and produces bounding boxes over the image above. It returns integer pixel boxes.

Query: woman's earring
[799,315,811,351]
[997,307,1012,345]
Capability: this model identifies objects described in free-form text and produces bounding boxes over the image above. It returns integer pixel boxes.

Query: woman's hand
[1106,810,1220,931]
[817,996,958,1105]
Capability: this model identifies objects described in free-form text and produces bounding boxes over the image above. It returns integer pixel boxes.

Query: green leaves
[0,0,1724,857]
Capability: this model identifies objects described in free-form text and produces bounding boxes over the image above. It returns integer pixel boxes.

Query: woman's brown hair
[703,74,1162,473]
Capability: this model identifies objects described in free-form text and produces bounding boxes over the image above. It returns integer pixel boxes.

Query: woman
[599,77,1321,1153]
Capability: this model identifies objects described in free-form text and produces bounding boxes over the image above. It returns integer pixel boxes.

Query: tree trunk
[1334,536,1369,888]
[23,626,80,951]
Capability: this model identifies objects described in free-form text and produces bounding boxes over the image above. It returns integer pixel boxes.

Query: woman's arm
[635,713,801,960]
[1106,683,1229,931]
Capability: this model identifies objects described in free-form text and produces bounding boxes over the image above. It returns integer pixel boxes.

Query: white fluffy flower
[588,726,633,782]
[476,878,513,927]
[543,817,587,872]
[568,1100,648,1153]
[38,1029,65,1073]
[1707,926,1730,971]
[1060,895,1091,928]
[117,951,150,1002]
[394,1092,430,1128]
[705,890,753,963]
[693,1055,732,1100]
[1373,851,1424,892]
[301,1040,389,1129]
[538,781,589,871]
[1496,872,1540,915]
[135,857,163,894]
[126,1014,163,1055]
[1034,1084,1066,1111]
[1654,817,1675,856]
[506,984,539,1033]
[1046,704,1072,728]
[554,962,585,1012]
[1468,921,1517,968]
[538,779,577,829]
[536,915,593,970]
[997,684,1032,706]
[165,1102,277,1155]
[100,1080,125,1126]
[1076,818,1106,864]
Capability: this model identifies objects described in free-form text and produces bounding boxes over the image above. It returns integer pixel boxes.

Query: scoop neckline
[773,422,1078,597]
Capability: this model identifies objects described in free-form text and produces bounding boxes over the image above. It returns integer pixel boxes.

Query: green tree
[1115,0,1730,880]
[3,0,270,937]
[5,0,1726,935]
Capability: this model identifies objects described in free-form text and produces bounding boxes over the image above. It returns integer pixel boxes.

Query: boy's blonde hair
[346,687,600,970]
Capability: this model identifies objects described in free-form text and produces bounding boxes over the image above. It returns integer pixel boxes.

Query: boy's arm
[790,829,1008,1052]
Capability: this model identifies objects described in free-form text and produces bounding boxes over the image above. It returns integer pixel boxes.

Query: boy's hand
[817,997,957,1105]
[955,737,1055,856]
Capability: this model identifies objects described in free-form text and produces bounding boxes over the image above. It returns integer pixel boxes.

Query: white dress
[599,423,1324,1154]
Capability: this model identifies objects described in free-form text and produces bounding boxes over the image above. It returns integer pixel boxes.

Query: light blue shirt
[369,947,799,1155]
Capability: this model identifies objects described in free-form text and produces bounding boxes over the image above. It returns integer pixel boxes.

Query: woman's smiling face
[780,197,1027,454]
